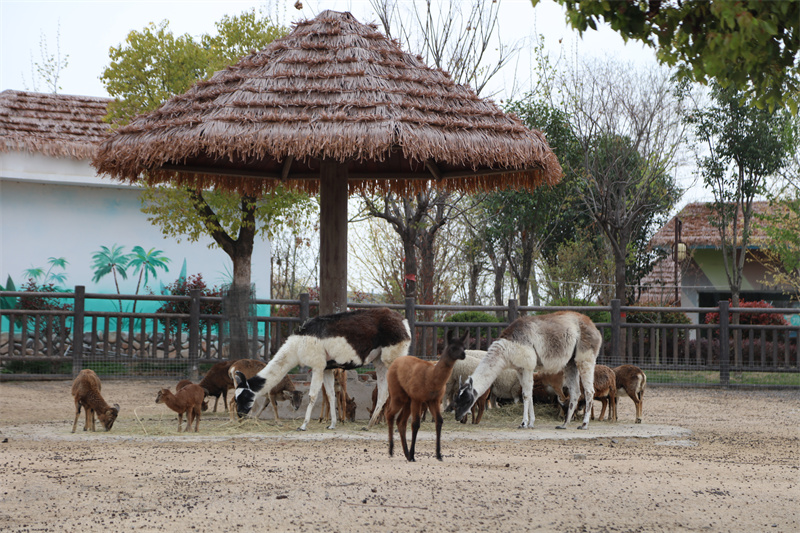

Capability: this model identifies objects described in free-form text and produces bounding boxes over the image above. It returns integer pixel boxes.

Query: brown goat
[613,364,647,423]
[176,379,209,411]
[318,369,348,423]
[345,394,357,422]
[386,330,468,462]
[198,361,234,412]
[156,384,207,432]
[589,365,618,422]
[71,369,120,433]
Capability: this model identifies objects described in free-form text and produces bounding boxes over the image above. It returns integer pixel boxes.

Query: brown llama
[386,330,468,462]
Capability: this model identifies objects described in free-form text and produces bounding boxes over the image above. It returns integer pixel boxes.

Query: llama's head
[234,371,265,417]
[454,376,478,421]
[443,330,469,362]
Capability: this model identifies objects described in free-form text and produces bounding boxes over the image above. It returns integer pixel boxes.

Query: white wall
[0,151,271,298]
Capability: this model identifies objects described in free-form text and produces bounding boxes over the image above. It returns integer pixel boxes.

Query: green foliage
[140,185,314,246]
[627,306,690,326]
[688,83,792,305]
[101,20,208,124]
[537,0,800,112]
[101,9,289,124]
[444,311,503,339]
[689,84,790,199]
[200,9,288,73]
[758,195,800,298]
[542,297,611,326]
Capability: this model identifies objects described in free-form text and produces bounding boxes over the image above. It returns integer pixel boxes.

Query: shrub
[16,279,73,335]
[155,274,222,332]
[443,311,503,350]
[704,299,790,326]
[542,297,611,325]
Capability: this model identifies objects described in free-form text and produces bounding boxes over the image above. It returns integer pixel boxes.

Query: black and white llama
[234,307,411,430]
[454,311,601,430]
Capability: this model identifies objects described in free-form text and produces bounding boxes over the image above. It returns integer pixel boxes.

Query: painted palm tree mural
[91,244,171,311]
[128,246,171,313]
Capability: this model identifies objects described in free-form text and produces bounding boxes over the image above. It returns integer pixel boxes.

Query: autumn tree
[687,83,792,313]
[101,9,311,357]
[536,0,800,112]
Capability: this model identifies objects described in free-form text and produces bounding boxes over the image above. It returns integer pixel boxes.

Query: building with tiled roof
[0,90,271,302]
[640,202,798,320]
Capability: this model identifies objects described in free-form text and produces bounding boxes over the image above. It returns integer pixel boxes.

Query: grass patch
[105,401,568,438]
[646,370,800,386]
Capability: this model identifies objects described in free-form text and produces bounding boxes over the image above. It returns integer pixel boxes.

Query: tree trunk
[402,236,417,300]
[228,247,254,360]
[488,247,506,319]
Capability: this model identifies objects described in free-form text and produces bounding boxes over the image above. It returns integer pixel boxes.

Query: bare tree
[23,22,69,94]
[358,0,516,316]
[558,61,685,305]
[369,0,518,96]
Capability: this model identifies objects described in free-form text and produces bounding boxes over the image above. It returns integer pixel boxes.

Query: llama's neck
[252,336,304,398]
[470,340,512,396]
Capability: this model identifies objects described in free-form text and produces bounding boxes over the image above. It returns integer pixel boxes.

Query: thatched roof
[651,201,780,250]
[0,90,111,160]
[93,10,561,196]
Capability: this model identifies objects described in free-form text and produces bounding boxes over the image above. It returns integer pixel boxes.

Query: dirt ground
[0,378,798,533]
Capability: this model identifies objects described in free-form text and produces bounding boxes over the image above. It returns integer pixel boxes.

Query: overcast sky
[0,0,707,202]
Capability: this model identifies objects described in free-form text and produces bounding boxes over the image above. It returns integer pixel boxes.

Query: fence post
[719,300,730,386]
[299,293,310,325]
[405,297,416,355]
[611,299,621,365]
[508,299,518,324]
[71,286,85,378]
[188,289,201,381]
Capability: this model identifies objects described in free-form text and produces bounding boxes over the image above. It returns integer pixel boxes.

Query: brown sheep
[613,364,647,423]
[71,369,120,433]
[176,379,208,411]
[156,384,207,432]
[198,361,234,412]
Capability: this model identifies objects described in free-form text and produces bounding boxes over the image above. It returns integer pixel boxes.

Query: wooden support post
[319,160,349,316]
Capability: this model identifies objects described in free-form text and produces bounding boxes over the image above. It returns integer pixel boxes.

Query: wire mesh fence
[1,287,797,388]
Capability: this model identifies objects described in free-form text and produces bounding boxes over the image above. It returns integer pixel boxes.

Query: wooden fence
[1,287,797,387]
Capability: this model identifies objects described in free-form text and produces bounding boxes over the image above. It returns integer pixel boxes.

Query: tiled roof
[636,256,680,305]
[0,89,112,160]
[650,201,778,250]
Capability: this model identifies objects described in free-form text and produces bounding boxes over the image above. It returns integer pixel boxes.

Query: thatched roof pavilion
[93,10,562,314]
